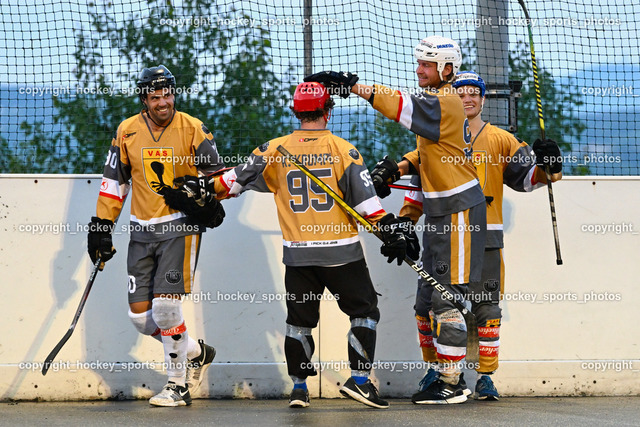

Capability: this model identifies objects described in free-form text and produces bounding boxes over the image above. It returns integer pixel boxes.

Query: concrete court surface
[1,397,639,426]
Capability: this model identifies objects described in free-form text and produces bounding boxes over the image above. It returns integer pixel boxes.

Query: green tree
[460,39,586,174]
[0,123,73,173]
[9,0,293,174]
[348,107,414,168]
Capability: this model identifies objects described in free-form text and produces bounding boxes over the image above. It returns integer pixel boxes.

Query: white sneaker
[149,382,192,407]
[186,339,216,392]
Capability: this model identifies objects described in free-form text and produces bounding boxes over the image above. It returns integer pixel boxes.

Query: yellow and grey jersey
[214,129,386,267]
[96,110,224,242]
[400,123,544,249]
[473,123,543,248]
[370,83,485,216]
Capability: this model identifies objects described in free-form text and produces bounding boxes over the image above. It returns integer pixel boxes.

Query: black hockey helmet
[136,65,176,103]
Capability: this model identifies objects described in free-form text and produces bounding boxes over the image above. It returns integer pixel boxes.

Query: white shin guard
[152,297,189,386]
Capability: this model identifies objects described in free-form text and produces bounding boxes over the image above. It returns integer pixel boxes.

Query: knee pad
[285,324,314,361]
[434,309,466,333]
[285,324,316,379]
[128,309,160,336]
[474,303,502,327]
[151,297,184,331]
[348,317,377,362]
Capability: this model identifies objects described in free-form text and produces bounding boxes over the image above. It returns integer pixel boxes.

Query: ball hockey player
[210,81,413,409]
[402,70,562,400]
[87,65,222,406]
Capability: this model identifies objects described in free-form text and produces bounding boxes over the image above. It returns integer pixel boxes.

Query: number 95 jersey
[215,129,386,267]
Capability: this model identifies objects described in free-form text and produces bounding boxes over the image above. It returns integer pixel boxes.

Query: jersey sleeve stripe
[422,178,479,199]
[397,91,414,129]
[220,169,237,192]
[364,209,385,219]
[353,196,384,218]
[99,192,126,202]
[524,166,544,192]
[403,197,423,207]
[99,177,129,202]
[395,90,404,122]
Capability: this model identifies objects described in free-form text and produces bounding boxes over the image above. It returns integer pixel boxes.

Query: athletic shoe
[418,369,471,397]
[186,339,216,392]
[417,367,438,391]
[149,382,192,407]
[288,388,310,408]
[411,378,467,404]
[340,377,389,409]
[458,372,472,397]
[475,375,500,401]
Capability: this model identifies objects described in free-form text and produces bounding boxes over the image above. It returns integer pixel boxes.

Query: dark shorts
[127,234,201,303]
[284,259,380,327]
[420,202,486,285]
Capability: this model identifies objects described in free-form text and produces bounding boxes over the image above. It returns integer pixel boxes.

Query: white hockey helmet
[414,36,462,82]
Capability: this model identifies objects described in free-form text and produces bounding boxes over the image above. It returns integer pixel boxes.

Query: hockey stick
[41,257,102,375]
[276,145,479,363]
[517,0,563,265]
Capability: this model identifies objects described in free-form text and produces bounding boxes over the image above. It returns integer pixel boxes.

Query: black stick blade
[41,329,73,376]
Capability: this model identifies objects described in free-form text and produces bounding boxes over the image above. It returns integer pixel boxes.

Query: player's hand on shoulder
[303,71,359,98]
[378,213,407,266]
[370,156,400,198]
[533,138,562,174]
[87,217,116,270]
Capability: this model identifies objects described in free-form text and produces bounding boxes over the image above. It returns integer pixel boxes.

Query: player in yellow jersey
[87,65,223,407]
[306,35,487,404]
[401,71,562,400]
[211,81,412,409]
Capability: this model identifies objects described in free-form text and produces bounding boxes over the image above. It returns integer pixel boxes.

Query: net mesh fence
[0,0,637,175]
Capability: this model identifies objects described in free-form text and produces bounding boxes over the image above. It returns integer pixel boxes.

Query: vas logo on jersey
[142,147,175,194]
[473,151,487,191]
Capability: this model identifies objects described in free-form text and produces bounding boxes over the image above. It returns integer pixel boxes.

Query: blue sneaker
[475,375,499,400]
[418,368,438,392]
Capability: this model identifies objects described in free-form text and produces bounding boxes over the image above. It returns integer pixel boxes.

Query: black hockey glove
[159,175,225,228]
[396,216,420,261]
[533,138,562,174]
[87,217,116,270]
[370,156,401,198]
[378,213,407,266]
[304,71,359,98]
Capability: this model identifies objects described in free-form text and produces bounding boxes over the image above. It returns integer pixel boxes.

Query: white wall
[0,175,638,400]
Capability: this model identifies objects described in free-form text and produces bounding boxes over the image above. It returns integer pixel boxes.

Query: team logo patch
[484,279,499,293]
[435,261,449,276]
[165,270,182,284]
[348,148,360,160]
[259,141,270,152]
[473,150,488,191]
[142,147,175,194]
[201,123,211,135]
